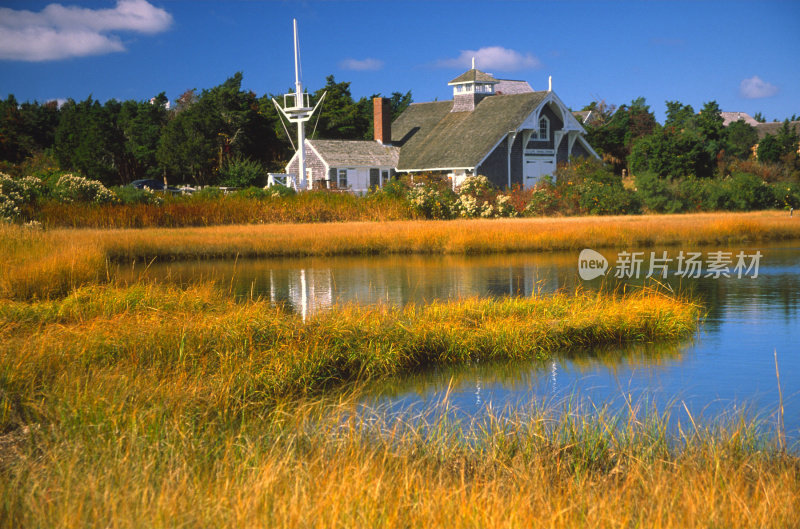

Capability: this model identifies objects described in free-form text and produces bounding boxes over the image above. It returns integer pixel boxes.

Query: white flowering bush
[457,175,493,197]
[0,173,45,221]
[455,194,479,217]
[454,174,512,218]
[494,194,518,217]
[54,174,118,204]
[407,183,455,219]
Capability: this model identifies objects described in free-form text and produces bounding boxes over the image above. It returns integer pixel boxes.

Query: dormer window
[456,85,463,93]
[536,116,549,140]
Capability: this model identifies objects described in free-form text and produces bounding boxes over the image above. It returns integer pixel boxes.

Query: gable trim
[306,140,329,173]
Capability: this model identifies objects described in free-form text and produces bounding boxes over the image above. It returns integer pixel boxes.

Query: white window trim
[536,115,550,140]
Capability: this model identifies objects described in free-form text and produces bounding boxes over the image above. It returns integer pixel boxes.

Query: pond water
[124,241,800,441]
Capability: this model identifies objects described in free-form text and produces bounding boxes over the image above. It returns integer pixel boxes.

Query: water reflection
[121,241,800,441]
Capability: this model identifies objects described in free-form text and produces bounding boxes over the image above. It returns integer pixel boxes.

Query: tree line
[2,74,797,189]
[0,73,412,187]
[583,98,799,179]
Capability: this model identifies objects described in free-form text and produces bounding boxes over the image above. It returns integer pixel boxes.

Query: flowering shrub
[494,194,518,217]
[454,194,480,217]
[54,174,118,204]
[524,183,560,216]
[407,183,456,219]
[455,175,501,218]
[0,173,45,221]
[457,175,493,197]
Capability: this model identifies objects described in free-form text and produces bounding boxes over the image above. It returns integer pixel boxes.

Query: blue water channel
[132,241,800,442]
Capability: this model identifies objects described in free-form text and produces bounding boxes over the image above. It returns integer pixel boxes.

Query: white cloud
[740,76,779,99]
[436,46,542,71]
[0,0,172,61]
[339,57,384,71]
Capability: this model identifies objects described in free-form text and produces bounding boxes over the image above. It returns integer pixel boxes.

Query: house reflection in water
[262,255,570,318]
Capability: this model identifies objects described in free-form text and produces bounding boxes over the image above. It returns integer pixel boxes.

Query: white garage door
[524,157,555,188]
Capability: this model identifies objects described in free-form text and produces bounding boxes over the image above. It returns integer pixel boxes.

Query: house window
[369,168,380,188]
[456,85,463,93]
[381,170,389,185]
[338,169,348,189]
[537,116,550,140]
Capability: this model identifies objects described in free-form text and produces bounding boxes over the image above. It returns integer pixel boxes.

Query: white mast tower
[273,19,325,191]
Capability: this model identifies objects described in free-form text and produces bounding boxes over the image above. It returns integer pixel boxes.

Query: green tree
[758,120,800,164]
[584,97,656,173]
[54,96,124,185]
[20,100,60,153]
[311,75,368,140]
[664,101,695,131]
[724,120,758,160]
[0,94,29,163]
[117,94,170,182]
[629,126,702,179]
[158,73,274,185]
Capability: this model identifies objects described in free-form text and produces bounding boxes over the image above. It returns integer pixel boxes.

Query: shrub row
[2,159,799,227]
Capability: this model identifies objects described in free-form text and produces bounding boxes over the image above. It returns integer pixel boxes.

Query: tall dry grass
[3,211,799,300]
[31,191,415,228]
[0,283,699,416]
[4,284,793,528]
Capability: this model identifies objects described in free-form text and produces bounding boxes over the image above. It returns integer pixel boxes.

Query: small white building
[285,138,399,193]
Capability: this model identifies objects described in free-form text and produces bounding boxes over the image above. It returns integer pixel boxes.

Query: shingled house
[286,67,597,191]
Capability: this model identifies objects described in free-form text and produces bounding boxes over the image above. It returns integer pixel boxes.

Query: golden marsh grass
[7,284,793,529]
[2,211,799,299]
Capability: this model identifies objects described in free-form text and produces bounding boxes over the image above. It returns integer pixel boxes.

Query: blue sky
[1,0,798,123]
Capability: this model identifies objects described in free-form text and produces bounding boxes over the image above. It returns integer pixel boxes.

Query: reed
[0,283,699,416]
[3,211,799,300]
[31,191,415,228]
[1,284,796,527]
[1,384,797,528]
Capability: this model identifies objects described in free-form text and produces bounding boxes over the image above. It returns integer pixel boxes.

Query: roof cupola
[448,58,499,112]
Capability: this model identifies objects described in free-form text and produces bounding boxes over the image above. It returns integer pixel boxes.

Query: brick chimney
[373,97,391,144]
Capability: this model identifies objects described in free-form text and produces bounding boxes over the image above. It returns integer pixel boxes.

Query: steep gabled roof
[308,139,399,167]
[392,91,549,171]
[448,69,499,85]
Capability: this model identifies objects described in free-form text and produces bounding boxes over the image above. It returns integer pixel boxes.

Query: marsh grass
[30,191,416,228]
[1,283,797,527]
[3,211,799,300]
[1,386,797,528]
[0,283,699,418]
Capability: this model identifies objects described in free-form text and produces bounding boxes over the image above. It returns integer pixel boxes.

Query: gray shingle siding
[477,138,508,188]
[556,136,569,164]
[477,133,525,189]
[524,105,564,151]
[572,141,589,159]
[286,144,327,184]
